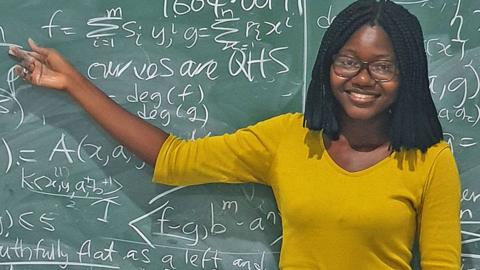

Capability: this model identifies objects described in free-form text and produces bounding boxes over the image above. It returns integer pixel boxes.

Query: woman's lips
[345,90,379,104]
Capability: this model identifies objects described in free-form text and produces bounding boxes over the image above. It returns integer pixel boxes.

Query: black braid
[304,0,443,152]
[381,1,443,151]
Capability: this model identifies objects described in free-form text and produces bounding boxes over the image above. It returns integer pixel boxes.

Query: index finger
[28,38,50,57]
[9,45,46,63]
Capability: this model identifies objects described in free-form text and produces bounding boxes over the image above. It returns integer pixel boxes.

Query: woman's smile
[344,88,380,106]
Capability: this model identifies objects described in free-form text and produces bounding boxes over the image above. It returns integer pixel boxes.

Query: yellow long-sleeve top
[154,113,461,270]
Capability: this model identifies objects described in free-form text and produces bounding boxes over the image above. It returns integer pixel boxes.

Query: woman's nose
[351,67,376,86]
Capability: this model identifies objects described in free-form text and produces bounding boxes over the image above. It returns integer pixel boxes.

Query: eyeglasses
[332,55,397,82]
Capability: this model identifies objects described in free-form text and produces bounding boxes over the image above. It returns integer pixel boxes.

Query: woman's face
[329,25,399,122]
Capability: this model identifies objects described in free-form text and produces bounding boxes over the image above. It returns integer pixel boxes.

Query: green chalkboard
[0,0,478,269]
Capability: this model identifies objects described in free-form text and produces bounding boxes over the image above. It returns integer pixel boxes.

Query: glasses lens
[369,61,395,81]
[333,56,360,77]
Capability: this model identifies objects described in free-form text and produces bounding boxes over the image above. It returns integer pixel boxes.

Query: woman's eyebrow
[373,54,395,60]
[338,50,395,60]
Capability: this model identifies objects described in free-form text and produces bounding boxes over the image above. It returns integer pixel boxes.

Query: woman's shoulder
[424,140,453,160]
[426,140,458,170]
[253,112,304,129]
[392,140,455,171]
[396,140,451,157]
[264,112,304,122]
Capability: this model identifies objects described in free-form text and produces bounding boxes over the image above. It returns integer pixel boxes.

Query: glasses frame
[332,54,398,82]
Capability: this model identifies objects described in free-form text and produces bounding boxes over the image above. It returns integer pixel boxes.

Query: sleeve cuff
[152,134,177,184]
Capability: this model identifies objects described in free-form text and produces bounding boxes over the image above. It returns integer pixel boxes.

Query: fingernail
[8,47,16,56]
[28,38,37,46]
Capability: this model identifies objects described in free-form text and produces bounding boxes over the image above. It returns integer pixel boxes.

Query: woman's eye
[338,57,358,67]
[372,62,394,73]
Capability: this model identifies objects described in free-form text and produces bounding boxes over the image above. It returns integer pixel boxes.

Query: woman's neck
[337,112,391,151]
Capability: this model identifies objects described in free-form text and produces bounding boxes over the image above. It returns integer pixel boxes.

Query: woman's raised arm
[9,39,168,167]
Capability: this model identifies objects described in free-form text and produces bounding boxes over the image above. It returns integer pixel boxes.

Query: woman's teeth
[348,91,377,100]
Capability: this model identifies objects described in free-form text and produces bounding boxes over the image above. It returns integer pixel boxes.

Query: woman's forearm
[66,76,168,167]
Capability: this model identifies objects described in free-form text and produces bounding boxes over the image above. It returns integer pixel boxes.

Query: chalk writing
[0,1,478,269]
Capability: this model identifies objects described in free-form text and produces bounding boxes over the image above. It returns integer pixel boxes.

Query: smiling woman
[330,25,399,123]
[322,25,400,172]
[8,0,460,269]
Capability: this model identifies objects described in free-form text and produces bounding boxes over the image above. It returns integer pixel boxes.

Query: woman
[9,0,460,269]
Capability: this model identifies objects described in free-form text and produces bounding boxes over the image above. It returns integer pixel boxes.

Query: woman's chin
[342,108,390,122]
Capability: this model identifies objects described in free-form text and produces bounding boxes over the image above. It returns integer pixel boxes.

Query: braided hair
[303,0,443,152]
